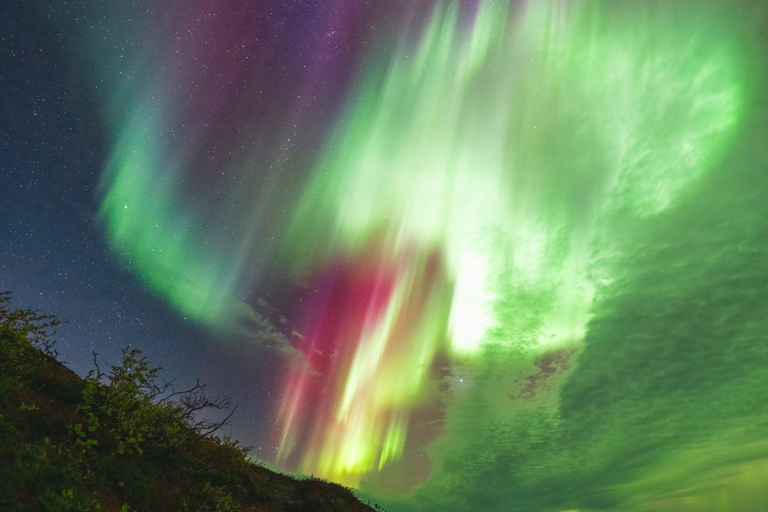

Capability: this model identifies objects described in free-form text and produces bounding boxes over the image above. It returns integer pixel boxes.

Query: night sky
[3,1,768,511]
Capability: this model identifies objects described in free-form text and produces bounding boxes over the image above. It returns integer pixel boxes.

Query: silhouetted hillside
[0,292,381,512]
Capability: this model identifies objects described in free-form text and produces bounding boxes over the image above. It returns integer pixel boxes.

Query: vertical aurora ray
[276,247,451,484]
[275,0,748,492]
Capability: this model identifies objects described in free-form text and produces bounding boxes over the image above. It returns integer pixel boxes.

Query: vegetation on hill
[0,291,382,512]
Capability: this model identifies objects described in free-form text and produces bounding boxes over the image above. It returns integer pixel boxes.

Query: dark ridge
[0,291,381,512]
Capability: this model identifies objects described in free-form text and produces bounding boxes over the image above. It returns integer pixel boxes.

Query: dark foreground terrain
[0,292,379,512]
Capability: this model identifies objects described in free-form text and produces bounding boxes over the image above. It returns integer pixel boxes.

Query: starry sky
[3,1,768,511]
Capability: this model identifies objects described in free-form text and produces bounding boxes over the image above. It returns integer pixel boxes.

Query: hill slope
[0,292,380,512]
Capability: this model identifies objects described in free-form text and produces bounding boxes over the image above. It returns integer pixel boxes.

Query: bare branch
[158,378,205,404]
[199,404,239,438]
[91,350,104,381]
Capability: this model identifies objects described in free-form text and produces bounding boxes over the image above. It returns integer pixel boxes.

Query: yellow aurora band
[275,0,747,488]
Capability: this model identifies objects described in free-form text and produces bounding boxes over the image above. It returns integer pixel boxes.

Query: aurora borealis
[3,0,768,510]
[273,0,755,498]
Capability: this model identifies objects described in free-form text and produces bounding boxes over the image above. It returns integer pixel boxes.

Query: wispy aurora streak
[100,101,241,327]
[275,0,746,489]
[95,0,382,336]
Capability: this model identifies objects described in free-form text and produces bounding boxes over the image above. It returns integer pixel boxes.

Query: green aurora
[94,0,768,510]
